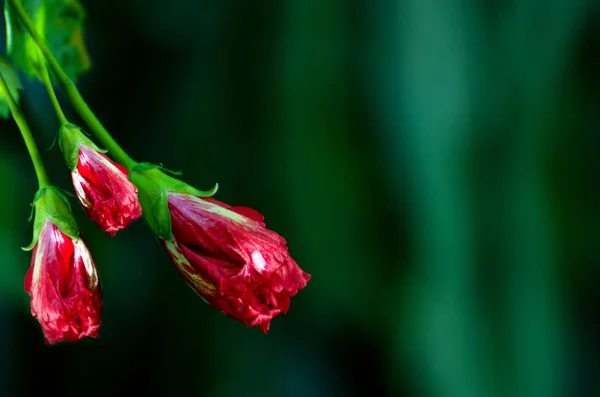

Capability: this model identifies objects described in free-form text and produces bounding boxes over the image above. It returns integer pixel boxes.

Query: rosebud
[24,188,102,344]
[129,168,310,332]
[60,124,141,236]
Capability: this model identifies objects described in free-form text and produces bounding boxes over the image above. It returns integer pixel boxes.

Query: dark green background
[1,1,599,396]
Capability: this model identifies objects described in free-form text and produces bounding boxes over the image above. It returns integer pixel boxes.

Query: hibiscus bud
[129,167,310,332]
[163,194,310,332]
[25,188,102,344]
[59,124,141,236]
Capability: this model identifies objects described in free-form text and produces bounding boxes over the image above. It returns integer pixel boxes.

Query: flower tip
[42,323,101,344]
[303,272,312,284]
[21,243,35,252]
[191,182,219,197]
[259,322,271,334]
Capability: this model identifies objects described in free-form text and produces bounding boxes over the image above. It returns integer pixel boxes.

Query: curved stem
[7,0,137,171]
[37,49,68,126]
[0,71,51,188]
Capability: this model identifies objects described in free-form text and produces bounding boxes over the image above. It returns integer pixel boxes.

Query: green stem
[7,0,137,171]
[37,49,68,126]
[0,71,51,188]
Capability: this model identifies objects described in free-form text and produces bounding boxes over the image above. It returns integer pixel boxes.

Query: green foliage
[4,0,91,81]
[0,56,22,118]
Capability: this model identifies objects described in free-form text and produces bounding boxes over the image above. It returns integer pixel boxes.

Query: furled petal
[161,192,310,332]
[25,221,102,344]
[72,145,141,236]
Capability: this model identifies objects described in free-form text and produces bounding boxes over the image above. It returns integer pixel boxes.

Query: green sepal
[134,162,161,172]
[178,182,219,198]
[55,186,75,198]
[129,165,219,239]
[135,162,183,176]
[129,167,172,239]
[154,169,218,198]
[58,123,104,170]
[27,187,45,222]
[46,131,59,150]
[23,186,79,250]
[158,164,183,177]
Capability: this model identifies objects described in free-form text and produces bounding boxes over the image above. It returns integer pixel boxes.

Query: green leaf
[5,0,92,81]
[0,57,22,118]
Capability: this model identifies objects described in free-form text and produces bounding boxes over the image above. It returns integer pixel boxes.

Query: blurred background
[0,0,599,396]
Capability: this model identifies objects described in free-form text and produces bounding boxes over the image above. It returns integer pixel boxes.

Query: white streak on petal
[32,226,48,285]
[73,238,98,287]
[252,251,266,272]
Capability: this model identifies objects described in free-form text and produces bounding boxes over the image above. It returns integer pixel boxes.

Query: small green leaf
[133,162,185,176]
[5,0,92,81]
[0,56,22,118]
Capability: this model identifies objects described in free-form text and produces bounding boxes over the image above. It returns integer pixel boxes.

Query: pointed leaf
[5,0,92,81]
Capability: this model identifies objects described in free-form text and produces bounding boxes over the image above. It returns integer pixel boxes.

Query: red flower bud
[162,193,310,333]
[72,145,141,236]
[25,221,102,344]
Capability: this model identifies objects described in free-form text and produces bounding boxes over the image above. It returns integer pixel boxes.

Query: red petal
[164,193,310,333]
[72,145,141,235]
[26,221,103,344]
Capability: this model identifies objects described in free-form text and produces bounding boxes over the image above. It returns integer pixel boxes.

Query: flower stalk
[0,67,50,188]
[6,0,310,334]
[0,56,103,344]
[36,48,68,127]
[6,0,137,171]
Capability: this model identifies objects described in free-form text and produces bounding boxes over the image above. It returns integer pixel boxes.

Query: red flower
[71,145,141,236]
[161,193,310,333]
[25,221,102,344]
